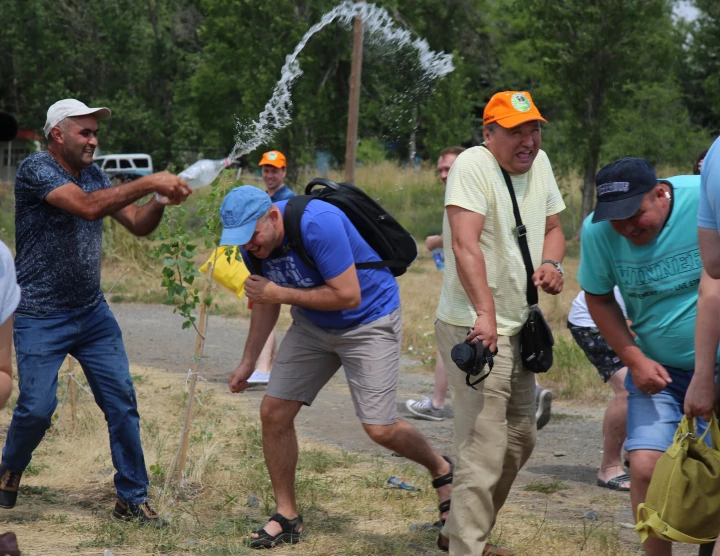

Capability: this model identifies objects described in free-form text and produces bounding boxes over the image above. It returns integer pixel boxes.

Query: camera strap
[481,144,538,306]
[466,350,495,390]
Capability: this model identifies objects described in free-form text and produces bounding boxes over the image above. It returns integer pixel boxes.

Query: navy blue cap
[592,157,657,223]
[219,186,272,245]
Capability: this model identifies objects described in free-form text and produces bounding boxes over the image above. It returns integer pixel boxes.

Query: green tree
[520,0,698,225]
[684,0,720,134]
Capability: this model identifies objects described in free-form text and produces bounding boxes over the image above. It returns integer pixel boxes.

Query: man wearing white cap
[0,99,191,525]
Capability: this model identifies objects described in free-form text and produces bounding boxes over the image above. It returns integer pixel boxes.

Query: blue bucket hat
[592,157,658,223]
[219,185,272,245]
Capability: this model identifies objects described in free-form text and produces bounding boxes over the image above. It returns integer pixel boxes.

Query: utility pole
[344,0,365,184]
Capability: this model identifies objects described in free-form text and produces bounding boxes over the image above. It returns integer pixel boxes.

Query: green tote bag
[635,414,720,544]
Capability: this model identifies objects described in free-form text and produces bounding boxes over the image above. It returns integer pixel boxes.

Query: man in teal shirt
[578,157,714,556]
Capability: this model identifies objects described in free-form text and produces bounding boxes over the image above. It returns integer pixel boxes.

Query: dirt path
[112,303,699,555]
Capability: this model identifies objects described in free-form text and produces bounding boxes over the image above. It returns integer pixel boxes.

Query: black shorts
[567,322,626,383]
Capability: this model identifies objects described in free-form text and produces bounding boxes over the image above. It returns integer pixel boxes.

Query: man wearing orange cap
[242,150,297,385]
[259,150,295,202]
[434,91,566,554]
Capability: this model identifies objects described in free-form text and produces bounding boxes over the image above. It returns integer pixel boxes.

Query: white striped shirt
[436,146,565,335]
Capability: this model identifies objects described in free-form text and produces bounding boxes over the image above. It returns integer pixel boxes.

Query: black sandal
[247,513,303,549]
[432,455,454,523]
[432,456,453,552]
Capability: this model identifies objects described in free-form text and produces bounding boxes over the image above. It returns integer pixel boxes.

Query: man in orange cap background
[259,150,295,202]
[241,150,296,385]
[434,91,566,554]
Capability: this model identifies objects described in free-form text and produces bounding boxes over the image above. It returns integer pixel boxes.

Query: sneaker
[0,467,22,509]
[112,500,168,527]
[247,370,271,385]
[535,385,553,431]
[406,396,445,421]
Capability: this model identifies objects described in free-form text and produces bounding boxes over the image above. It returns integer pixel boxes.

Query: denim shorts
[568,323,625,382]
[625,366,712,452]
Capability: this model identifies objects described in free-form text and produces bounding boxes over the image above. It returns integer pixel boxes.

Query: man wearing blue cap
[220,185,453,549]
[578,157,716,556]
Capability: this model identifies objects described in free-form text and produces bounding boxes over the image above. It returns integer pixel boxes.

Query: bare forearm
[0,317,12,409]
[542,225,565,262]
[699,228,720,280]
[587,295,643,367]
[695,273,720,379]
[82,177,158,220]
[240,304,281,368]
[426,235,443,251]
[124,197,165,236]
[276,284,360,311]
[453,243,495,316]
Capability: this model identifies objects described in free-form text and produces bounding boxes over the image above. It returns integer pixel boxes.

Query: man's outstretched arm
[44,171,191,222]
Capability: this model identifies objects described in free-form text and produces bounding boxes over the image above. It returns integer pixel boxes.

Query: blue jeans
[625,366,712,452]
[2,300,149,504]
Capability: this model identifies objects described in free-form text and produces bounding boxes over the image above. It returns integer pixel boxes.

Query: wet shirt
[15,151,110,311]
[269,185,295,203]
[698,135,720,230]
[242,199,400,329]
[578,175,715,370]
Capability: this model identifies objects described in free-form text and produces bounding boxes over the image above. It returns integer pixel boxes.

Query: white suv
[94,154,153,181]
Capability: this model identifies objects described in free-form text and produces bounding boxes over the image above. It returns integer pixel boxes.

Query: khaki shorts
[266,306,402,425]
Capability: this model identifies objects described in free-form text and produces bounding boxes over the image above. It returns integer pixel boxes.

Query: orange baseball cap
[258,150,286,168]
[483,91,547,128]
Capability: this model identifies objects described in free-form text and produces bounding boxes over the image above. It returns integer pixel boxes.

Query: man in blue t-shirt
[694,136,720,556]
[221,186,453,549]
[578,157,716,556]
[0,99,192,526]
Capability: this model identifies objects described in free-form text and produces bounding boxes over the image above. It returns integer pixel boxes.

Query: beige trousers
[436,319,536,556]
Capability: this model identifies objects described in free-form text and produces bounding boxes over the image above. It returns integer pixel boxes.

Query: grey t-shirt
[15,151,111,311]
[0,240,20,324]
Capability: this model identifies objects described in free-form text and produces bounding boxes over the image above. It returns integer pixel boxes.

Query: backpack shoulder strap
[283,195,316,270]
[247,252,264,276]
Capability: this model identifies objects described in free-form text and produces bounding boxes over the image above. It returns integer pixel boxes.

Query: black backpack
[249,178,418,277]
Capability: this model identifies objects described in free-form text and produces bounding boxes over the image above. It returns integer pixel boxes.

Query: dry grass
[0,364,632,555]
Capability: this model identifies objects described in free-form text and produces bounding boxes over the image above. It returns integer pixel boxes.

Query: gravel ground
[112,302,702,555]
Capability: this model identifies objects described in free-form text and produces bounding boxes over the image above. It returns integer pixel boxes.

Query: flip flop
[597,473,630,492]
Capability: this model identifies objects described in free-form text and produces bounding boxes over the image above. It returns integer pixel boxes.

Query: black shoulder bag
[499,165,555,373]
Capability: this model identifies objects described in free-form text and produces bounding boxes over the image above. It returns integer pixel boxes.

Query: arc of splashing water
[229,0,454,163]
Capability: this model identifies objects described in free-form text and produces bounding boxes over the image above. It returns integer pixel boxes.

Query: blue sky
[674,1,699,21]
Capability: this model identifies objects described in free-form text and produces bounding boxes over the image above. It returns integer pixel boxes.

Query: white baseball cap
[43,99,112,137]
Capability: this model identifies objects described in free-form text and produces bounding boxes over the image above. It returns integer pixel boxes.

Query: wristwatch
[541,259,564,276]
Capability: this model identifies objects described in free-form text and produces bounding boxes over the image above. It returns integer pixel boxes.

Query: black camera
[451,341,497,388]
